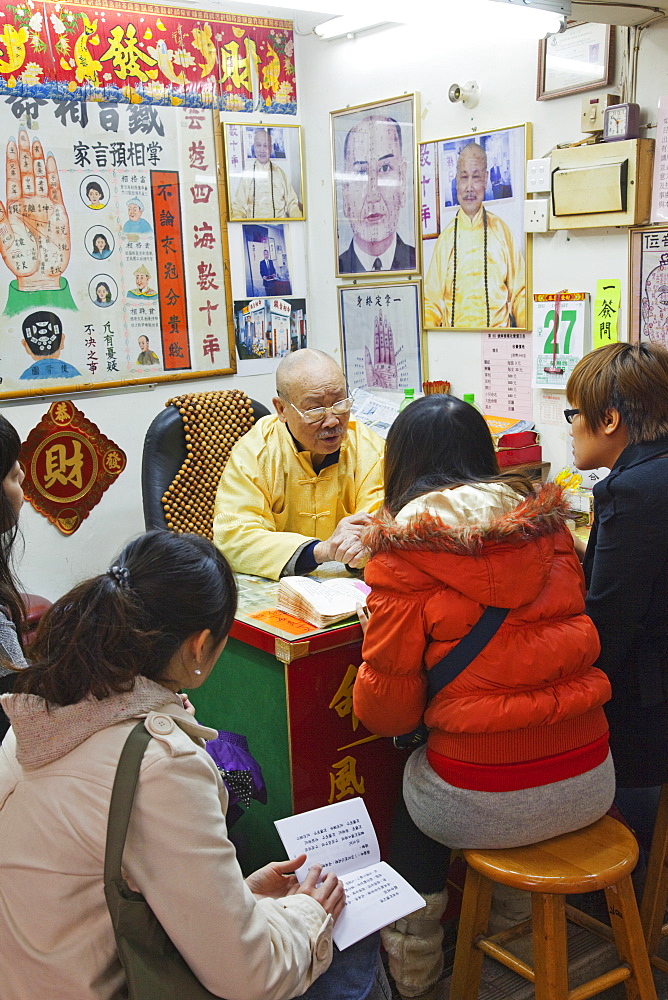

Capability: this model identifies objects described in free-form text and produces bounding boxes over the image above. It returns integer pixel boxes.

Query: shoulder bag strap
[104,720,152,886]
[426,605,510,701]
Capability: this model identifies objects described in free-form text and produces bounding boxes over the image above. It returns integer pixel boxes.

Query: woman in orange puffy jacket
[353,394,614,1000]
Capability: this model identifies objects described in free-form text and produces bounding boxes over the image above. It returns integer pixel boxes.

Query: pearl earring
[194,667,202,676]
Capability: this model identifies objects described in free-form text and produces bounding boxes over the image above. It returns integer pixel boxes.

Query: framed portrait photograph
[239,223,295,298]
[224,122,304,222]
[331,95,418,278]
[420,123,531,331]
[233,296,307,376]
[629,225,668,344]
[339,281,423,392]
[537,22,614,101]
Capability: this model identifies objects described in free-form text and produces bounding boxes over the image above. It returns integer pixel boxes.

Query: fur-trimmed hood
[363,483,574,610]
[366,482,569,556]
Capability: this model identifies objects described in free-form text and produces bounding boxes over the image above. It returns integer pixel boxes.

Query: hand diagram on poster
[365,310,398,389]
[0,130,71,292]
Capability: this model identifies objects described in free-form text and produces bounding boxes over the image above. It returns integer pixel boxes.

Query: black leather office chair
[142,389,269,532]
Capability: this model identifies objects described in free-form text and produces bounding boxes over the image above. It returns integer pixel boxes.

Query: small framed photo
[629,225,668,344]
[537,22,614,101]
[241,223,294,298]
[420,123,530,331]
[339,281,423,391]
[332,95,418,278]
[224,122,304,221]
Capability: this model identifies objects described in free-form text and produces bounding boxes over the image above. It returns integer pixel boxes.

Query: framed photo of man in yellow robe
[420,123,531,332]
[224,122,305,222]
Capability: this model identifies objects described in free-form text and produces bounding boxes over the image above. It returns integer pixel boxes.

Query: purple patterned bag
[205,730,267,827]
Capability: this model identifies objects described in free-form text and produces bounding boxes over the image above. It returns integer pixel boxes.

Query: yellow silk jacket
[213,415,384,579]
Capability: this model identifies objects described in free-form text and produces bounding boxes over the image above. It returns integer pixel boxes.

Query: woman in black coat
[567,342,668,848]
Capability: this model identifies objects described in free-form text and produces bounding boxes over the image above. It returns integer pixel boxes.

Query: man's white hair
[276,349,342,399]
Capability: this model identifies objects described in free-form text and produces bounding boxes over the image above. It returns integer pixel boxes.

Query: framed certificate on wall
[537,22,614,101]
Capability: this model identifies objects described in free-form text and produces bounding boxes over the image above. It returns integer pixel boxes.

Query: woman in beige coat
[0,531,345,1000]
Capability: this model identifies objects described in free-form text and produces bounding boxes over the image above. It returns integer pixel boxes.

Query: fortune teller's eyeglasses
[563,409,581,424]
[283,395,353,425]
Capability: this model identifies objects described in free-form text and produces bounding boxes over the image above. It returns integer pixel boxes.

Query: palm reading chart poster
[0,98,231,397]
[339,282,422,392]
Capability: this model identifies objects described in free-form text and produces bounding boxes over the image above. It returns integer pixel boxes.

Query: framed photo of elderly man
[332,95,419,278]
[224,122,305,222]
[420,123,531,331]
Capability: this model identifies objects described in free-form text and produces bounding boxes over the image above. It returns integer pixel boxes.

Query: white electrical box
[550,139,655,229]
[581,94,619,133]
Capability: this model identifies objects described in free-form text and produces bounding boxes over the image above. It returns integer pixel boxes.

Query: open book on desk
[277,576,370,629]
[275,798,424,950]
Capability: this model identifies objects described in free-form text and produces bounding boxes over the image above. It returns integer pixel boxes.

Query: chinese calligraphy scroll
[592,279,620,349]
[0,97,232,398]
[0,0,296,113]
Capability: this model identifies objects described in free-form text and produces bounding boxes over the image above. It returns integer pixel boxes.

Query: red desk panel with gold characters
[286,637,403,857]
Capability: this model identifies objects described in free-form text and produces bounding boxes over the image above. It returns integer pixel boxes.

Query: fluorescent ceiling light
[489,0,571,14]
[313,0,568,41]
[314,13,393,37]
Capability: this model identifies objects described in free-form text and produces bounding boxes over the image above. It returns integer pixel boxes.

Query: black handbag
[104,721,221,999]
[394,605,509,749]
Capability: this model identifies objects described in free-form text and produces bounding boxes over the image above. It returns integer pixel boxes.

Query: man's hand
[246,854,306,899]
[313,512,373,568]
[0,130,71,291]
[365,310,398,389]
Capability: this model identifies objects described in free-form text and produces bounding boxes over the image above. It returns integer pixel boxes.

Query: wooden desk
[188,573,404,874]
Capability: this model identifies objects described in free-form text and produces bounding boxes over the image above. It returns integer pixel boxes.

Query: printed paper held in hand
[275,798,425,950]
[277,576,370,629]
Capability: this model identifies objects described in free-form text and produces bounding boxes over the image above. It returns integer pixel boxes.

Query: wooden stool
[450,815,657,1000]
[640,783,668,972]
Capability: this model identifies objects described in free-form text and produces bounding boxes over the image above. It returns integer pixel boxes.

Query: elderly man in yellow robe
[423,142,526,329]
[213,349,384,580]
[231,128,301,220]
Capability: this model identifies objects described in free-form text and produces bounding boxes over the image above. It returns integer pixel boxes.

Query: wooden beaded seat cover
[161,389,257,539]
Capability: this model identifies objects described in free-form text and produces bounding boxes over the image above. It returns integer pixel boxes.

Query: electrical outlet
[524,198,549,233]
[526,158,551,193]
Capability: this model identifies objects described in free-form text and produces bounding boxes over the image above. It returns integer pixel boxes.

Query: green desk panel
[188,636,292,872]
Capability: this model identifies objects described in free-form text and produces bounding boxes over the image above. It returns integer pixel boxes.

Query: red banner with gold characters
[0,0,296,112]
[20,399,127,534]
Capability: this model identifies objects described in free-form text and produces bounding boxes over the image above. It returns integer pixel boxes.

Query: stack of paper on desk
[275,798,424,950]
[277,576,370,628]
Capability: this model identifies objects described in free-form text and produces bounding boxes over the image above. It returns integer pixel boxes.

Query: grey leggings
[389,748,616,892]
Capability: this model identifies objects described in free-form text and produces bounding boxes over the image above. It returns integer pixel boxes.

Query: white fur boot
[380,890,447,999]
[487,882,532,934]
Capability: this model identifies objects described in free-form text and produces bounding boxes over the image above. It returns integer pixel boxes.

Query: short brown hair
[567,342,668,444]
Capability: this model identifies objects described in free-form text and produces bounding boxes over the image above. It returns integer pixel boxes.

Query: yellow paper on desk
[483,414,520,437]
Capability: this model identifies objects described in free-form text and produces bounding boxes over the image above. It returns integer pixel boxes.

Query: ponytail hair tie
[108,565,131,590]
